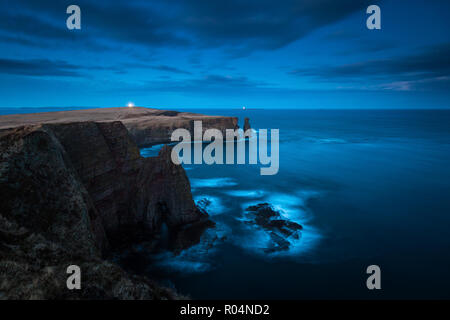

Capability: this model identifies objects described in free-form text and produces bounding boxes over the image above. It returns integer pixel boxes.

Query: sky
[0,0,449,109]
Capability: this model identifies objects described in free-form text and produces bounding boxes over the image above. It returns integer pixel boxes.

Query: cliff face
[0,121,200,299]
[46,121,202,247]
[127,113,239,146]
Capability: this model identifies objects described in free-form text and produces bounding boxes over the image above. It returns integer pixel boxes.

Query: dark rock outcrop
[243,117,251,132]
[0,121,202,299]
[244,203,303,253]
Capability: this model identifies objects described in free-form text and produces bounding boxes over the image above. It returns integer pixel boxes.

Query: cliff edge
[0,107,239,147]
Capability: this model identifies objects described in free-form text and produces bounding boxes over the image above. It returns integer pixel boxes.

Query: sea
[3,107,450,299]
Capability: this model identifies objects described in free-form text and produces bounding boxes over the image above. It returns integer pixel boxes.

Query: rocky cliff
[0,107,239,147]
[0,120,203,299]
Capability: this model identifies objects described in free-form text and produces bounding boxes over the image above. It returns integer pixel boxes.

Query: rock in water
[196,198,212,215]
[244,203,303,253]
[244,117,251,132]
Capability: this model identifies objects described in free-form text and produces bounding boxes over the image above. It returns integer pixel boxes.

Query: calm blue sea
[143,109,450,299]
[3,108,450,299]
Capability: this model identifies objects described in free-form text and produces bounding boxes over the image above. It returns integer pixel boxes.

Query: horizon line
[1,106,450,111]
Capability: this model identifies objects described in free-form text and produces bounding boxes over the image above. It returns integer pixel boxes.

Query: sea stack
[244,117,251,132]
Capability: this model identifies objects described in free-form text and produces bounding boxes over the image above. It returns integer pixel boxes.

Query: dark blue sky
[0,0,449,109]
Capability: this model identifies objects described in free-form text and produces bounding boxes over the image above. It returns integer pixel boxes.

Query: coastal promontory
[0,107,238,299]
[0,107,239,146]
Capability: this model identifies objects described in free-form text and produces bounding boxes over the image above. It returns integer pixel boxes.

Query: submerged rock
[244,203,303,253]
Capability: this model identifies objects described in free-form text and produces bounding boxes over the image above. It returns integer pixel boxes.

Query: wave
[150,247,215,274]
[190,177,238,188]
[149,221,230,274]
[234,190,322,259]
[194,195,226,216]
[304,137,348,144]
[241,190,319,224]
[222,189,266,198]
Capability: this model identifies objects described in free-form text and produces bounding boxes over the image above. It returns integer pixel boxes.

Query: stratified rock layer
[0,121,200,299]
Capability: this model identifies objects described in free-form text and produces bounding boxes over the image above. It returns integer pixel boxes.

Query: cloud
[322,31,396,54]
[175,0,372,51]
[103,74,269,94]
[379,77,450,92]
[150,65,192,75]
[6,0,373,54]
[101,63,193,75]
[189,74,267,88]
[289,43,450,91]
[0,11,70,41]
[0,58,81,77]
[0,1,187,51]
